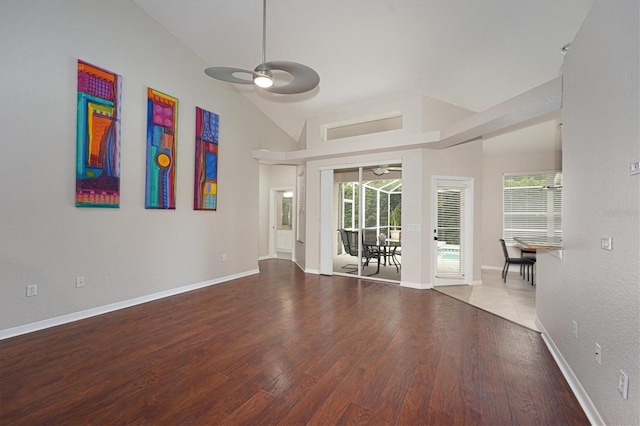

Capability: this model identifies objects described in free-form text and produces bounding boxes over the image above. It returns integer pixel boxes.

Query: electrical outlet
[76,277,85,288]
[595,343,602,364]
[601,237,612,250]
[572,320,578,338]
[221,254,227,262]
[618,370,629,399]
[630,158,640,175]
[26,284,37,297]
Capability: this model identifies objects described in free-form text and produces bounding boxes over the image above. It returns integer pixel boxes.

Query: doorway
[332,165,402,281]
[432,177,473,286]
[270,188,294,260]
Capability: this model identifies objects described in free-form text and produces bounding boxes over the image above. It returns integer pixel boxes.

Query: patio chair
[338,229,379,272]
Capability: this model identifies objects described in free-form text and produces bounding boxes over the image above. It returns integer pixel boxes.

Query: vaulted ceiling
[134,0,594,146]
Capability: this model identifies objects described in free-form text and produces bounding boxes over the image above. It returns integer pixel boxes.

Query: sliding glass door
[333,165,402,281]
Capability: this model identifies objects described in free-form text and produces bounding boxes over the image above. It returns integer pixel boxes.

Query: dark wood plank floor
[0,259,588,425]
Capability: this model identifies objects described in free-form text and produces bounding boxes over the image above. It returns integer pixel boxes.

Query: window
[503,171,562,244]
[436,185,466,277]
[337,178,401,243]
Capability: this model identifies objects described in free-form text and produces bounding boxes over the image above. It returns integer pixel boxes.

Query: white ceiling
[133,0,594,144]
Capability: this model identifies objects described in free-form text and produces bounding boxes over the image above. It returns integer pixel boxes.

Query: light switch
[601,237,612,250]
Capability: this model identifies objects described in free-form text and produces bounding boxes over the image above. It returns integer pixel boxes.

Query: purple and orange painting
[194,107,219,210]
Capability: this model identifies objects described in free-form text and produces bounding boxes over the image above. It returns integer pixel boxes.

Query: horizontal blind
[503,172,562,244]
[436,187,465,277]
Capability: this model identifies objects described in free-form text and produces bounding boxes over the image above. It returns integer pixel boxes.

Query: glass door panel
[334,167,402,281]
[433,177,472,286]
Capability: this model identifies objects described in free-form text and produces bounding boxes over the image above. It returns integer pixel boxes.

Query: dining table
[513,236,563,250]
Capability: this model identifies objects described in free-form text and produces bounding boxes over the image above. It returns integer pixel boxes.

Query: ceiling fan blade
[260,61,319,94]
[204,67,254,84]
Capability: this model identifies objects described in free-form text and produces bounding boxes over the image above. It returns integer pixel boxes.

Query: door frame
[431,176,474,286]
[319,160,403,278]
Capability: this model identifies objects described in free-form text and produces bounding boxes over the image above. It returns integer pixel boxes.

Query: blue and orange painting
[146,88,178,209]
[76,60,122,207]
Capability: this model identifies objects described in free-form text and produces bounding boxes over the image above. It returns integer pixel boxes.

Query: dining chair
[500,239,536,285]
[519,246,537,279]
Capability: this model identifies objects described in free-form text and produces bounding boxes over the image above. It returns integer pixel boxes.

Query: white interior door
[433,177,473,286]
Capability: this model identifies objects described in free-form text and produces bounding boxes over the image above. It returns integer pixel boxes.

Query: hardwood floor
[0,259,588,425]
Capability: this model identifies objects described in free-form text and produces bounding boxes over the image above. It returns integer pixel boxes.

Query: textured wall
[536,1,640,424]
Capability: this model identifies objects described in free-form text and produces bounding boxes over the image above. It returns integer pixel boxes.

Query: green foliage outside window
[339,179,401,240]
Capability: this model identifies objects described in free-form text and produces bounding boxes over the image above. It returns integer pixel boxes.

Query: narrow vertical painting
[146,88,178,209]
[76,60,122,207]
[194,107,219,210]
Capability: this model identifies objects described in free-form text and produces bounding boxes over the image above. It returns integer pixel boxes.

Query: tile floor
[435,269,538,331]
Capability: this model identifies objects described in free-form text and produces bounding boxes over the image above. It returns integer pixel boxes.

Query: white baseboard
[482,265,503,271]
[258,255,270,260]
[0,268,259,341]
[536,319,604,426]
[401,281,432,289]
[305,268,320,275]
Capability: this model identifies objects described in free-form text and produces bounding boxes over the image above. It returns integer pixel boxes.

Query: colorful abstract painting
[194,107,219,210]
[76,60,122,207]
[145,88,178,209]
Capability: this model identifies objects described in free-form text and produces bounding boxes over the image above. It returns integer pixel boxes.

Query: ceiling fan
[370,165,402,176]
[204,0,320,94]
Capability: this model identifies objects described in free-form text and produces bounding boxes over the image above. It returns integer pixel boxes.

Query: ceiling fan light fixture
[372,167,389,176]
[253,69,273,88]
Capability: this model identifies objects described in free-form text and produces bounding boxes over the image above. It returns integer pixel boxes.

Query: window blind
[436,187,465,278]
[503,171,562,244]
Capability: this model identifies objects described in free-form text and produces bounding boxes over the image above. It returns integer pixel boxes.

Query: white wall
[294,165,307,269]
[0,0,293,332]
[423,141,484,285]
[421,96,474,132]
[537,1,639,424]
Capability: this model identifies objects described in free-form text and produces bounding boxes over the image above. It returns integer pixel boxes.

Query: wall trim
[305,268,320,275]
[401,281,432,289]
[0,268,259,341]
[482,265,503,271]
[536,319,604,426]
